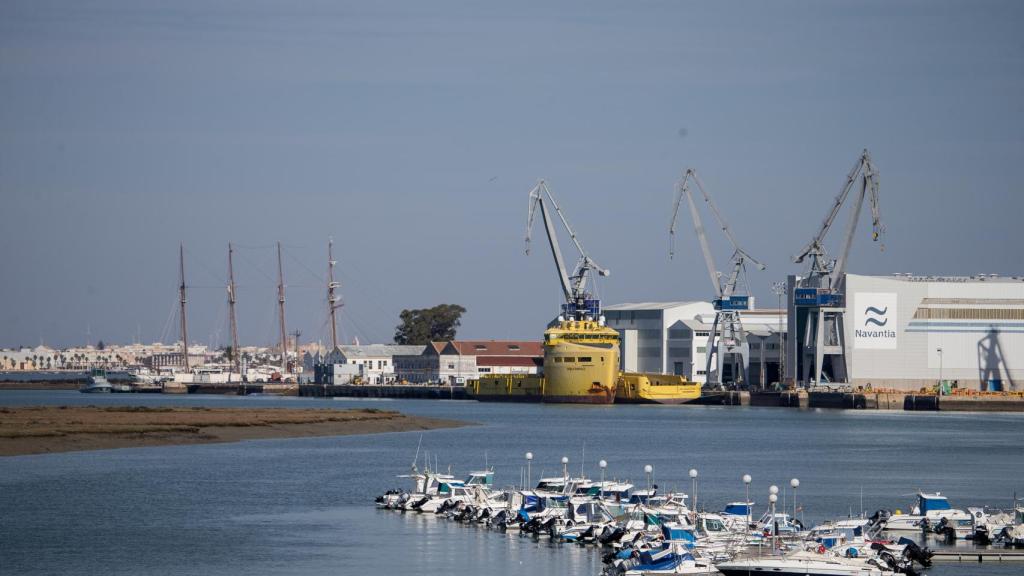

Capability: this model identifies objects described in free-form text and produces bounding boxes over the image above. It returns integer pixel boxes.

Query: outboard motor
[599,526,626,545]
[972,525,991,545]
[898,537,934,568]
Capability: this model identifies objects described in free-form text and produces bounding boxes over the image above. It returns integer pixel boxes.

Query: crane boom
[526,180,609,320]
[527,182,574,301]
[792,149,883,282]
[670,170,767,299]
[671,171,722,297]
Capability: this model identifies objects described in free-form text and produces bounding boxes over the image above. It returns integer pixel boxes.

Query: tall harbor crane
[670,169,766,387]
[526,180,609,321]
[791,149,884,386]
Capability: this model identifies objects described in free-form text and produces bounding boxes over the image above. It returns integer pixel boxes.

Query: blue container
[987,379,1003,392]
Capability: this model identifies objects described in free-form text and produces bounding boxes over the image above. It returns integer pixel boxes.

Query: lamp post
[525,452,533,489]
[771,281,787,387]
[599,460,607,498]
[562,456,569,479]
[689,468,699,522]
[743,474,752,525]
[769,492,778,549]
[790,478,800,521]
[644,464,653,493]
[937,347,944,388]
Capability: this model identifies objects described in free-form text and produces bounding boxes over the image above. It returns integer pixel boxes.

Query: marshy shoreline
[0,405,468,456]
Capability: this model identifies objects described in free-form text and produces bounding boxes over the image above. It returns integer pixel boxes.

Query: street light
[525,452,533,489]
[771,281,787,387]
[599,459,607,498]
[769,492,779,548]
[561,456,569,479]
[689,468,699,520]
[743,474,752,524]
[937,347,944,388]
[790,478,800,521]
[644,464,654,493]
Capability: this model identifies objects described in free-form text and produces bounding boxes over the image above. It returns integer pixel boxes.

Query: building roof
[861,273,1024,284]
[443,340,543,356]
[332,344,426,359]
[604,301,704,311]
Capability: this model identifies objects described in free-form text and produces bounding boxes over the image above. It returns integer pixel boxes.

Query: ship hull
[542,340,618,405]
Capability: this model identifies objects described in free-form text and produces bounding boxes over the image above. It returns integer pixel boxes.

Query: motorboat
[716,549,895,576]
[79,368,113,393]
[882,492,971,536]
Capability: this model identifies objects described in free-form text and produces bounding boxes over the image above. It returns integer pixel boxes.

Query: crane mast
[790,149,884,387]
[526,180,609,320]
[669,169,766,387]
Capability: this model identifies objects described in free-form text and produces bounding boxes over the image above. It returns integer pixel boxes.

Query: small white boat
[882,492,971,537]
[716,549,894,576]
[79,368,113,393]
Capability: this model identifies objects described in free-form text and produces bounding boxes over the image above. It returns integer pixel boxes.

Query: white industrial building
[603,302,787,386]
[790,273,1024,391]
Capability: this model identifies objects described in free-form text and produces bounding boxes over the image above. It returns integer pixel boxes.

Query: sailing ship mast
[276,242,288,373]
[227,242,241,377]
[327,238,341,350]
[179,243,190,372]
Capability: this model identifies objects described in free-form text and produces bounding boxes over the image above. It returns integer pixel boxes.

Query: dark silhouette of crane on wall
[977,327,1015,391]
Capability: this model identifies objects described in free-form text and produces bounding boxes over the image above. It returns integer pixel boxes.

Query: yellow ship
[469,373,544,402]
[615,372,701,404]
[542,318,620,404]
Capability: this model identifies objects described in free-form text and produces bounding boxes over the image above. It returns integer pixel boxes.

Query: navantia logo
[863,306,889,327]
[854,293,898,350]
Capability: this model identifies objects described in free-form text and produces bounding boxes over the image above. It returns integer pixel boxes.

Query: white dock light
[599,460,607,497]
[770,484,779,495]
[644,464,653,492]
[689,469,699,517]
[769,493,777,504]
[742,474,753,523]
[525,452,533,489]
[791,478,800,520]
[562,456,569,479]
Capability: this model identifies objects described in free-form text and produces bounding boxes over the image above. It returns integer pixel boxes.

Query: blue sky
[1,0,1022,348]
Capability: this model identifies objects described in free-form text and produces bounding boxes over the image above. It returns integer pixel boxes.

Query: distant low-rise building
[394,340,542,384]
[317,344,426,384]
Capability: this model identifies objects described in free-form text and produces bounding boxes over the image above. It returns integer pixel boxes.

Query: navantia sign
[853,293,898,349]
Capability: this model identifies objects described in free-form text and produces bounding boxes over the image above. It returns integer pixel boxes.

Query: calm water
[1,391,1022,576]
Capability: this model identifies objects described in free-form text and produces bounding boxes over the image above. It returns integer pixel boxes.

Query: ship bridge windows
[577,357,592,363]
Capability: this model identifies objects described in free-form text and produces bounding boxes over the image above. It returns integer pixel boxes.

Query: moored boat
[79,368,113,393]
[615,372,701,404]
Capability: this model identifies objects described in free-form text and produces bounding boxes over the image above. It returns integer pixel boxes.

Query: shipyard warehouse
[786,273,1024,392]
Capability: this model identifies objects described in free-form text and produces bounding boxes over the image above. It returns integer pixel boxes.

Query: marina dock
[930,549,1024,562]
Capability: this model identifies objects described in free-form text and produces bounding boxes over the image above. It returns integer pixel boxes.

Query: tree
[394,304,467,345]
[97,340,106,350]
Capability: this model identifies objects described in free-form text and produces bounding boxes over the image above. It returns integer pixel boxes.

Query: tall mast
[327,238,341,350]
[179,243,190,372]
[227,242,241,377]
[277,241,288,373]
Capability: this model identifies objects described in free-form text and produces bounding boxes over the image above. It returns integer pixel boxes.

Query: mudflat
[0,406,467,456]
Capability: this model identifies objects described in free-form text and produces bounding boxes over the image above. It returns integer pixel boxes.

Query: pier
[298,383,469,400]
[930,549,1024,563]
